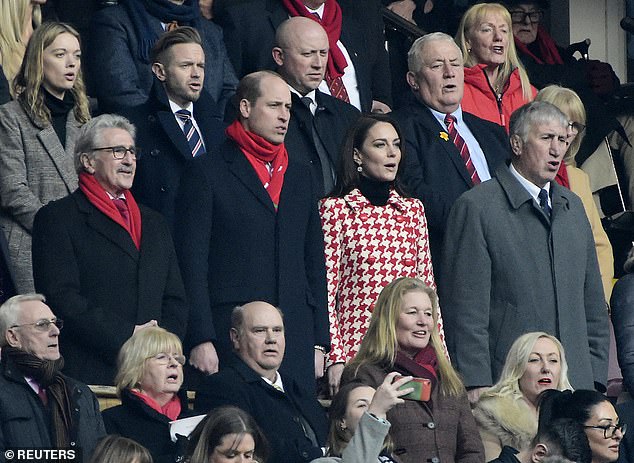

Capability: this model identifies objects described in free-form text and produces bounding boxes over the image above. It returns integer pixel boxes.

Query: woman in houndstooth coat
[319,114,441,397]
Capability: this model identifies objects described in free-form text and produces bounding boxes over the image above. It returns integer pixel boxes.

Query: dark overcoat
[174,140,329,392]
[195,356,328,463]
[31,190,188,385]
[121,80,226,227]
[393,100,510,268]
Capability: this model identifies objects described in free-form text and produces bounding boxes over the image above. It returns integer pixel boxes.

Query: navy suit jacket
[195,355,328,463]
[175,140,329,392]
[88,4,238,114]
[32,190,188,385]
[285,90,359,197]
[121,80,226,228]
[218,0,390,112]
[393,100,511,267]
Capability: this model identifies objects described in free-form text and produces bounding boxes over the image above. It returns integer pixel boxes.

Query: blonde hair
[535,85,586,166]
[13,22,90,127]
[479,332,573,402]
[346,277,464,397]
[114,327,183,396]
[0,0,42,91]
[456,3,533,102]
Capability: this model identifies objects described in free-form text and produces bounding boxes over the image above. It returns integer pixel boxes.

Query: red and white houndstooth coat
[319,188,443,365]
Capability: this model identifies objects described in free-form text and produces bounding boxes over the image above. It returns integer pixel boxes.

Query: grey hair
[407,32,462,74]
[0,293,46,346]
[74,114,136,174]
[509,101,568,144]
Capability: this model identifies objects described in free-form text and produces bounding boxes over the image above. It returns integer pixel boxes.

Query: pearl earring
[357,165,363,173]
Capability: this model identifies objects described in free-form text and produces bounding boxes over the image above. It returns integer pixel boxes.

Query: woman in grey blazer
[0,21,90,292]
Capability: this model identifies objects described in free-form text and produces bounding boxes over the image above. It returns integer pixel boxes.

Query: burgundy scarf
[130,389,182,421]
[79,173,142,249]
[394,345,438,392]
[514,25,564,65]
[226,120,289,210]
[281,0,347,80]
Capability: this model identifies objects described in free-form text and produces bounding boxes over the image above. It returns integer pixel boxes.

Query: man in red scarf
[31,114,188,386]
[175,71,329,394]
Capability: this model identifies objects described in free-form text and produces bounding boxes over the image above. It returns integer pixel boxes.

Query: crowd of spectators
[0,0,633,462]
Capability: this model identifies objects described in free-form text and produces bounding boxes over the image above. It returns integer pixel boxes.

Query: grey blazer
[0,100,80,292]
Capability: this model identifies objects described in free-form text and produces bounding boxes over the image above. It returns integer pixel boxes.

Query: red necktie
[444,114,481,185]
[113,198,130,227]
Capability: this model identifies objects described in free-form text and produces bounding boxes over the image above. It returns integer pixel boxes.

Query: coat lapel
[223,143,277,214]
[419,107,473,187]
[76,192,140,260]
[157,110,193,160]
[36,113,79,192]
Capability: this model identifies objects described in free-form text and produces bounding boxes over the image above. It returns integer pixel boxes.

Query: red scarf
[130,389,182,421]
[514,26,563,65]
[78,172,142,249]
[556,162,569,189]
[226,120,288,210]
[281,0,347,80]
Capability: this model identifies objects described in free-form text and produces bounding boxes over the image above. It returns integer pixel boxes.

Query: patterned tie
[538,188,551,218]
[175,109,206,157]
[113,198,130,228]
[310,12,350,103]
[444,114,481,185]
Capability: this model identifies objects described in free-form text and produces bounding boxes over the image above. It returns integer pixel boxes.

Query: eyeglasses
[584,423,627,439]
[91,146,137,160]
[147,352,186,365]
[568,121,586,133]
[10,318,64,332]
[509,10,544,24]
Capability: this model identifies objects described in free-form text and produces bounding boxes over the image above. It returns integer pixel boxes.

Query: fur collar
[473,394,537,451]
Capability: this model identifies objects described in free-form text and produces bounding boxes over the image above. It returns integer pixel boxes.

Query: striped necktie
[444,114,481,185]
[175,109,206,157]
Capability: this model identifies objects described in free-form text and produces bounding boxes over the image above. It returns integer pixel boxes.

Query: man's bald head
[272,17,329,95]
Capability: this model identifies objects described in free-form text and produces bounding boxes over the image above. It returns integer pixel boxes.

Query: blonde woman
[0,0,45,97]
[473,332,573,461]
[535,85,614,301]
[456,2,535,132]
[341,277,483,463]
[0,21,89,292]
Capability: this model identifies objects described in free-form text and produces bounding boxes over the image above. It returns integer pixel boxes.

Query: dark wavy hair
[538,389,610,433]
[533,418,592,463]
[328,113,409,198]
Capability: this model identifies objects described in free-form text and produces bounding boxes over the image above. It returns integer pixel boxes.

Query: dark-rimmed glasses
[509,10,544,24]
[146,352,186,366]
[10,318,64,332]
[91,146,137,160]
[584,423,627,439]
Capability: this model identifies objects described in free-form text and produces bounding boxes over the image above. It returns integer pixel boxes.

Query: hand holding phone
[367,372,414,419]
[394,375,432,402]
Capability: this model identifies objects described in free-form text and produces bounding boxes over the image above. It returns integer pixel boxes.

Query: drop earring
[357,164,363,173]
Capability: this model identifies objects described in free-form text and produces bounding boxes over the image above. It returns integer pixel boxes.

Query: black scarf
[123,0,199,63]
[44,89,75,148]
[3,346,74,447]
[359,175,391,206]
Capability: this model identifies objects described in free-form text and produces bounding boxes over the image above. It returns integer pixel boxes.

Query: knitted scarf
[123,0,199,63]
[514,25,564,65]
[226,120,288,210]
[394,345,438,392]
[129,388,182,421]
[3,346,74,447]
[281,0,347,79]
[79,172,143,249]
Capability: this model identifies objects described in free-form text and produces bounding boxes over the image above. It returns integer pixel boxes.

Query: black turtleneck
[44,89,75,148]
[358,174,391,206]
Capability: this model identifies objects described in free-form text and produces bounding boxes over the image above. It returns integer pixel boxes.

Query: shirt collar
[169,99,194,116]
[305,3,325,17]
[509,163,551,201]
[428,105,465,128]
